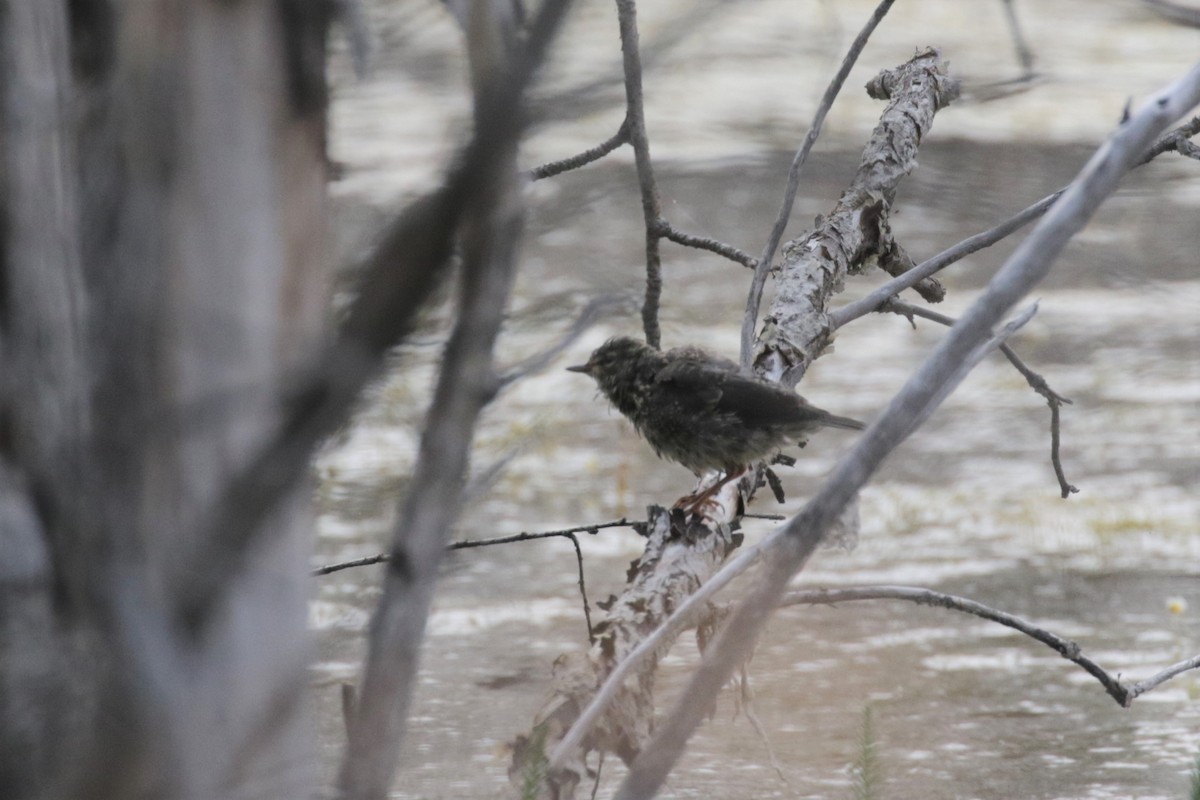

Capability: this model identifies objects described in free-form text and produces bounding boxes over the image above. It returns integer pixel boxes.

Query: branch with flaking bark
[509,506,741,796]
[752,48,961,387]
[741,0,899,366]
[832,115,1200,331]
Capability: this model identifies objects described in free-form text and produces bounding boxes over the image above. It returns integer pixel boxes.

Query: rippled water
[312,2,1200,797]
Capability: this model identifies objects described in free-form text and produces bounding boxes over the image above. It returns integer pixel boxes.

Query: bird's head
[566,336,660,414]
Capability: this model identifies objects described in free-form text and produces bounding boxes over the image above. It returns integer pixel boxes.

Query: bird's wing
[654,357,725,409]
[709,373,813,426]
[655,358,799,423]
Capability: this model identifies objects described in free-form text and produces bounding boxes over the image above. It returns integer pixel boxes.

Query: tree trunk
[0,1,328,796]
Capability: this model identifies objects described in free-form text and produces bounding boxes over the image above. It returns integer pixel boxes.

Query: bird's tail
[819,411,866,431]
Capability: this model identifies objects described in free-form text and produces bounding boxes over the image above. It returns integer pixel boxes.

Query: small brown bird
[567,336,864,508]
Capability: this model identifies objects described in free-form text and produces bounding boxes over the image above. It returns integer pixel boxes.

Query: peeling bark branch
[513,507,741,796]
[740,0,898,367]
[531,47,958,800]
[753,48,961,386]
[832,115,1200,331]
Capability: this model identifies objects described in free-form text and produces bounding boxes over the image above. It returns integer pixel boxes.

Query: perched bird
[567,336,864,509]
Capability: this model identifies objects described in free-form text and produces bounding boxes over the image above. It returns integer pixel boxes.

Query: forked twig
[881,297,1077,497]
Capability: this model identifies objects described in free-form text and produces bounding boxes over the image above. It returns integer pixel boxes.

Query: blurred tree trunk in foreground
[0,1,328,796]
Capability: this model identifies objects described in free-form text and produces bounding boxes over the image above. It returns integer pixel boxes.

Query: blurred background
[310,2,1200,797]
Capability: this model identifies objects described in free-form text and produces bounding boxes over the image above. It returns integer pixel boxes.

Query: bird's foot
[673,468,746,519]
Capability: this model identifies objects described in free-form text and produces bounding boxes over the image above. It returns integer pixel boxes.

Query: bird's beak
[565,363,590,374]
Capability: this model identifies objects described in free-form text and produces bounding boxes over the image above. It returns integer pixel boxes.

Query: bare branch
[1140,114,1200,162]
[614,0,664,348]
[335,2,576,796]
[740,0,897,367]
[780,586,1199,707]
[830,190,1059,329]
[610,65,1200,800]
[1000,0,1036,78]
[657,220,757,269]
[312,519,636,576]
[1126,654,1200,702]
[880,298,1077,497]
[530,121,630,180]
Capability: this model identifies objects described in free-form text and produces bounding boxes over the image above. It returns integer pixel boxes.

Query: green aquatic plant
[1190,747,1200,800]
[850,705,885,800]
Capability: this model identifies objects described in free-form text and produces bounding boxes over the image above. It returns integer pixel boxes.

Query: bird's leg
[674,466,746,516]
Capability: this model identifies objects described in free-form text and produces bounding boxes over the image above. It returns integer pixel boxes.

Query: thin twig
[1000,0,1036,78]
[1126,654,1200,702]
[529,121,630,180]
[1140,114,1200,162]
[565,533,595,643]
[312,519,636,575]
[740,0,897,367]
[657,220,757,269]
[779,586,1199,707]
[881,297,1077,497]
[614,0,664,348]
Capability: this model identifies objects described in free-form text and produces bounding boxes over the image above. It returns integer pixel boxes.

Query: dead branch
[780,585,1199,707]
[657,220,757,270]
[740,0,898,367]
[530,45,959,799]
[511,507,741,796]
[753,48,961,386]
[335,2,575,797]
[613,0,664,348]
[880,298,1077,497]
[530,121,630,180]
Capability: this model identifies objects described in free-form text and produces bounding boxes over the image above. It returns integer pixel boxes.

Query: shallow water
[312,2,1200,797]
